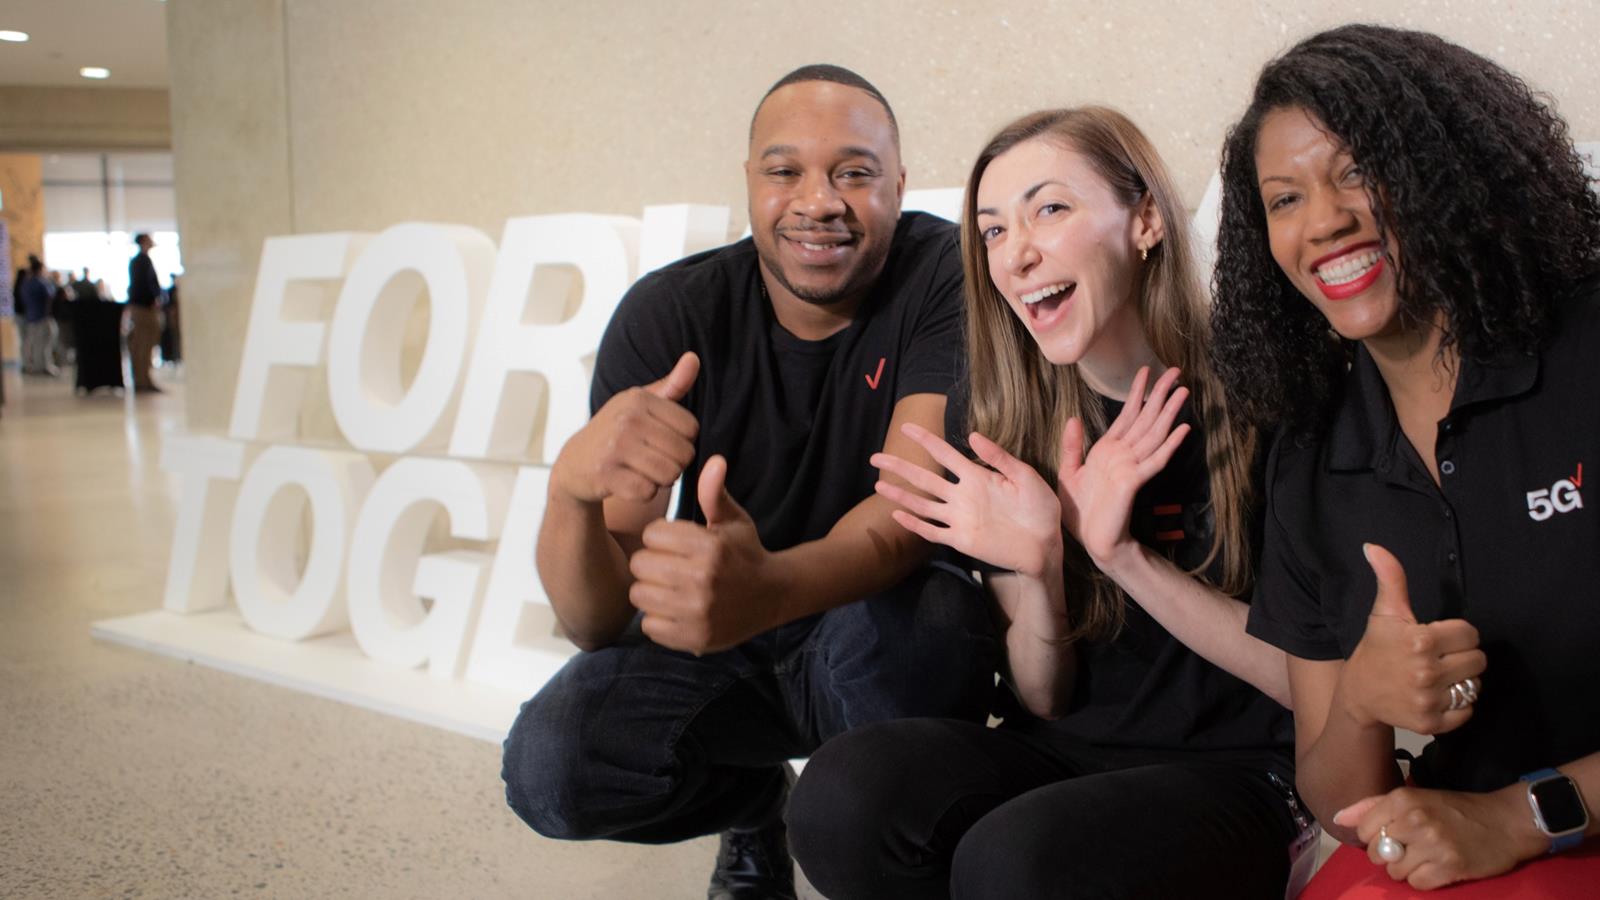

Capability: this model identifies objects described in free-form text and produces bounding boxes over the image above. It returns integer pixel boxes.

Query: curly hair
[1210,24,1600,434]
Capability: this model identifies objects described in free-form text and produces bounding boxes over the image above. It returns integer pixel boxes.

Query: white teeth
[1316,250,1382,285]
[800,241,835,251]
[1022,283,1071,305]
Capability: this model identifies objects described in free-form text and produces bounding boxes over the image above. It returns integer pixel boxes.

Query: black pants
[788,718,1297,900]
[501,567,998,844]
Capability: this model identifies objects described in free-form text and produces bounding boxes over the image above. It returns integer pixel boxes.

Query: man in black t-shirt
[501,66,997,899]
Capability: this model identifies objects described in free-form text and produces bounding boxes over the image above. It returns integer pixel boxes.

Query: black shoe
[707,819,796,900]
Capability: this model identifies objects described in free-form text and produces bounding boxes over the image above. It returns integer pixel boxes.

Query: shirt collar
[1326,345,1394,472]
[1324,341,1539,473]
[1449,345,1539,413]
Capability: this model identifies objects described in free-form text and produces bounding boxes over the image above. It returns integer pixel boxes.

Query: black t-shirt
[949,389,1296,776]
[1248,281,1600,793]
[590,212,963,551]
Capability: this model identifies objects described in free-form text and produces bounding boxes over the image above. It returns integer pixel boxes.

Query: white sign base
[90,608,572,743]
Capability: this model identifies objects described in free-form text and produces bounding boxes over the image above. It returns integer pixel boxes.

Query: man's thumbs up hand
[697,454,751,529]
[550,352,701,505]
[629,454,780,656]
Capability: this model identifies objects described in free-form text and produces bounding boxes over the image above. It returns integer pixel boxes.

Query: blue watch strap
[1550,830,1585,852]
[1521,768,1588,852]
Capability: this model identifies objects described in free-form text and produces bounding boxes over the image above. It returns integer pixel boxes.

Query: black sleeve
[942,360,971,451]
[939,357,1008,576]
[893,234,964,402]
[1245,436,1345,660]
[589,271,689,416]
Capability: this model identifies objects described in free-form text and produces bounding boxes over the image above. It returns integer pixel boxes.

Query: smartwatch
[1519,768,1590,853]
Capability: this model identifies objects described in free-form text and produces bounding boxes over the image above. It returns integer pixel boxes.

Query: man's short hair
[749,64,900,148]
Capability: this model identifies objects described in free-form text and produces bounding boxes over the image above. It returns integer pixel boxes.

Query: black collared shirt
[1248,282,1600,793]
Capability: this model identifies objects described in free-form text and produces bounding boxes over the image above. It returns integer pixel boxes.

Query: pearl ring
[1376,825,1406,864]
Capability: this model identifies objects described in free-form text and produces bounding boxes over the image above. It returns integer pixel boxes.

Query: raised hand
[1056,366,1190,566]
[627,455,776,655]
[1336,544,1486,734]
[870,423,1062,579]
[551,352,700,505]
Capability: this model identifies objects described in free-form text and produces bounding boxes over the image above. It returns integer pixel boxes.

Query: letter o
[229,446,375,639]
[327,223,496,453]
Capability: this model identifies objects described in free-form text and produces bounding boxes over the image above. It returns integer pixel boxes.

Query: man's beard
[754,240,890,308]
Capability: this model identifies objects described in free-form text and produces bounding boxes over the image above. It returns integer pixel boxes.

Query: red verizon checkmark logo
[865,357,886,390]
[1575,462,1584,487]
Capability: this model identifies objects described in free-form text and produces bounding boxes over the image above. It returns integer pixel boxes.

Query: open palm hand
[1057,366,1191,566]
[871,423,1062,579]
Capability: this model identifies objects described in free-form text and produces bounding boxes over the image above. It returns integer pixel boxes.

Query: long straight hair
[959,107,1258,640]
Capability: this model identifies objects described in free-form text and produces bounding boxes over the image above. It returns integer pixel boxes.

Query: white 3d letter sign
[163,205,738,696]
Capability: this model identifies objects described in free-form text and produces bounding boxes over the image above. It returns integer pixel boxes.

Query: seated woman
[786,106,1305,899]
[1211,24,1600,895]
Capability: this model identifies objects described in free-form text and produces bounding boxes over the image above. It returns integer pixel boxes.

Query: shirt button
[1448,551,1459,563]
[1443,508,1453,519]
[1440,460,1457,475]
[1441,421,1455,434]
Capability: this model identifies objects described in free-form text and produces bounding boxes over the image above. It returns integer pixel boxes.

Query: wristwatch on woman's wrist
[1519,768,1590,853]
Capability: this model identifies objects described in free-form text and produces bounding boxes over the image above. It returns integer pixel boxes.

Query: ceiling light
[0,30,30,42]
[80,67,111,79]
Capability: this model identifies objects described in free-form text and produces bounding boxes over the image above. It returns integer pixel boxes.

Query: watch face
[1531,776,1590,834]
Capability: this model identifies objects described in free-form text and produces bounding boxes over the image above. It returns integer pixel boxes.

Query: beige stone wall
[0,154,44,363]
[167,0,1600,433]
[167,0,294,433]
[0,87,171,153]
[0,154,45,272]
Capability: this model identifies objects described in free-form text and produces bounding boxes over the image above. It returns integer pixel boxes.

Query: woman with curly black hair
[1212,24,1600,895]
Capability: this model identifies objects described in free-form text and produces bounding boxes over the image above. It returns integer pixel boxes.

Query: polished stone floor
[0,366,723,898]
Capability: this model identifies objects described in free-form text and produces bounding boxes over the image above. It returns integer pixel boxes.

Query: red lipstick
[1311,242,1385,301]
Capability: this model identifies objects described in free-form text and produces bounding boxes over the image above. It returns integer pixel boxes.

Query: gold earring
[1140,247,1149,262]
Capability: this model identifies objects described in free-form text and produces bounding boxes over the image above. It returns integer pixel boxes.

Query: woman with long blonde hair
[786,106,1305,899]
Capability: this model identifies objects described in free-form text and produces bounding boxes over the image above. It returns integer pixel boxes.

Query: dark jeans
[501,565,998,844]
[789,718,1299,900]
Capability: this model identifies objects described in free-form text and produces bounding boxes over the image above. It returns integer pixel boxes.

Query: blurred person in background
[19,256,58,377]
[52,270,77,368]
[126,234,163,393]
[71,268,96,302]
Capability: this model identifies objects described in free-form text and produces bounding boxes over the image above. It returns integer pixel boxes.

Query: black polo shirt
[1248,281,1600,793]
